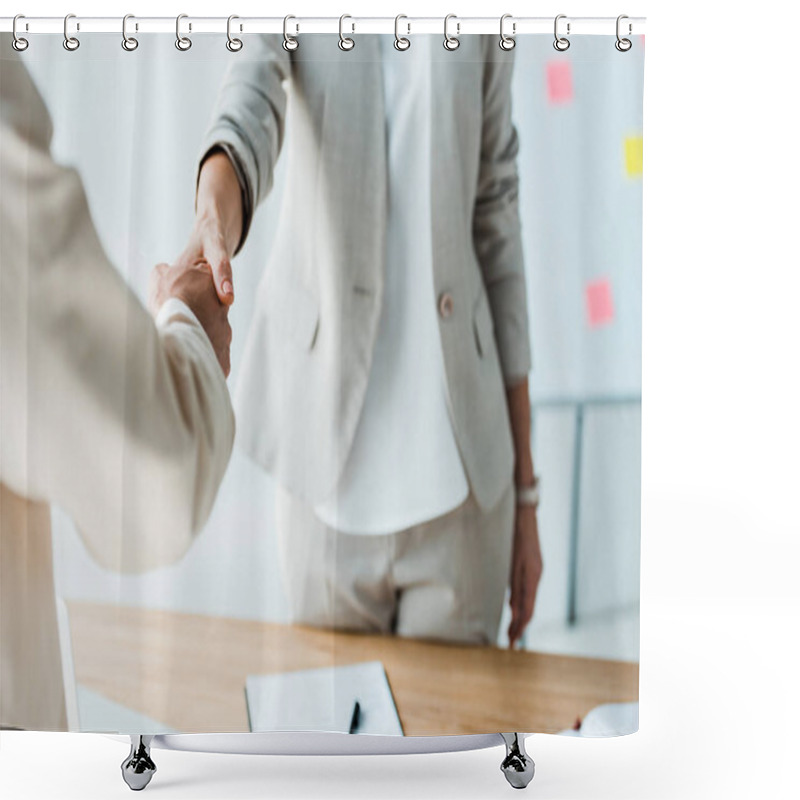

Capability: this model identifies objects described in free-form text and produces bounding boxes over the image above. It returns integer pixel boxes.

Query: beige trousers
[274,482,515,646]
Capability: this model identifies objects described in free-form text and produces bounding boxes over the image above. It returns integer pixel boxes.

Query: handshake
[148,239,237,381]
[148,257,233,376]
[148,150,243,377]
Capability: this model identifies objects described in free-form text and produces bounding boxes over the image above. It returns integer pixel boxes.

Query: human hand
[148,259,232,377]
[507,504,543,649]
[180,149,243,306]
[178,212,235,306]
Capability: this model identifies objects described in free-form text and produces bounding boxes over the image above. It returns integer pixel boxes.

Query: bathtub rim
[102,731,524,756]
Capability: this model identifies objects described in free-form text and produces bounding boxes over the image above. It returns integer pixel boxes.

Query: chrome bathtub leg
[121,735,156,791]
[500,733,535,789]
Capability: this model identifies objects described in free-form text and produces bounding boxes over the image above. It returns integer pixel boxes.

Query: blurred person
[1,55,235,730]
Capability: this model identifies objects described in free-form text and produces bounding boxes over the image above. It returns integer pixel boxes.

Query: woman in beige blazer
[1,55,235,731]
[179,34,542,648]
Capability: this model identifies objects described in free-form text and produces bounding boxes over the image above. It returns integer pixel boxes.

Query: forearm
[477,49,533,384]
[196,150,243,256]
[506,377,535,487]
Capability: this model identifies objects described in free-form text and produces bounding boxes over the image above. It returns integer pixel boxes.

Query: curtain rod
[1,16,646,36]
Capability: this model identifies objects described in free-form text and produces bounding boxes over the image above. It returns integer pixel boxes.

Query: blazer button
[438,292,454,319]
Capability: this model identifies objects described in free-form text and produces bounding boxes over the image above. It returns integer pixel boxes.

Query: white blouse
[313,35,469,535]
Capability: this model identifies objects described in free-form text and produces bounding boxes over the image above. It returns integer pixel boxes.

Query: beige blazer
[201,34,531,513]
[0,55,235,730]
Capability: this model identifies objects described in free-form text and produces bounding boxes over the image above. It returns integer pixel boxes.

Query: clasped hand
[147,151,241,375]
[148,257,233,377]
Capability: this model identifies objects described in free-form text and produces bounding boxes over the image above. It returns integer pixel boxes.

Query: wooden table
[67,600,638,736]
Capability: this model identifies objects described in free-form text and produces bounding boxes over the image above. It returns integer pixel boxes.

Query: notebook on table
[245,660,404,736]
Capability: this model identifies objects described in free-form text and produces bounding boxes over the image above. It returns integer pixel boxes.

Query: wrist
[515,475,540,508]
[196,152,242,253]
[193,207,236,260]
[514,452,535,488]
[155,296,201,331]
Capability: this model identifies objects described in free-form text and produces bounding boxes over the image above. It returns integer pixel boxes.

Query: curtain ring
[63,13,80,51]
[394,14,410,51]
[12,14,29,52]
[175,13,192,51]
[121,14,139,51]
[615,15,632,52]
[443,14,460,51]
[226,15,243,52]
[338,14,355,51]
[553,14,570,52]
[499,13,515,51]
[283,15,299,51]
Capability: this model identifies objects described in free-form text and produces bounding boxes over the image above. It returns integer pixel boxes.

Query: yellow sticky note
[624,136,643,177]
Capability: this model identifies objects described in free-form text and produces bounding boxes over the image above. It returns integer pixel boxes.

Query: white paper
[245,661,404,736]
[558,702,639,737]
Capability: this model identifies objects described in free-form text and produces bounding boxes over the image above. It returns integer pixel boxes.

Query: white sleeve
[155,297,204,331]
[0,63,235,574]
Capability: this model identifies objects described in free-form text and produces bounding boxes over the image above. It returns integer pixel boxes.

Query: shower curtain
[0,21,644,738]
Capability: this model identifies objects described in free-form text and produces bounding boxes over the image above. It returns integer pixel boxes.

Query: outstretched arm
[179,34,291,303]
[178,149,244,306]
[0,63,235,574]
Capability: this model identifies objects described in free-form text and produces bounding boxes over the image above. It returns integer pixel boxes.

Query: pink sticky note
[585,279,615,327]
[546,61,573,104]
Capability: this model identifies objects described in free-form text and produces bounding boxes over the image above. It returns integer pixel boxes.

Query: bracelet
[516,476,540,508]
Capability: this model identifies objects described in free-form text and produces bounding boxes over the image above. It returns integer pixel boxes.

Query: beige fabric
[0,485,67,732]
[202,35,531,514]
[274,481,515,646]
[0,54,235,730]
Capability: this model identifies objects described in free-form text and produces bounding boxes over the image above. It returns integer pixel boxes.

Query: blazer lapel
[318,34,387,294]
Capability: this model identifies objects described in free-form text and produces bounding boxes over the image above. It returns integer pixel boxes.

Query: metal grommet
[394,14,410,51]
[12,14,29,52]
[283,15,299,51]
[122,14,138,51]
[499,13,515,51]
[553,14,570,52]
[63,13,80,51]
[226,15,243,52]
[175,14,192,50]
[338,14,355,51]
[443,14,460,51]
[615,14,632,52]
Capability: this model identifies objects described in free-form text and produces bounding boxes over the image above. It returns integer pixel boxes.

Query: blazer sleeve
[0,62,235,574]
[197,35,292,253]
[473,40,533,386]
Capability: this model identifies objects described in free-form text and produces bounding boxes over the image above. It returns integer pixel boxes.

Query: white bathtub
[105,730,511,755]
[105,731,535,790]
